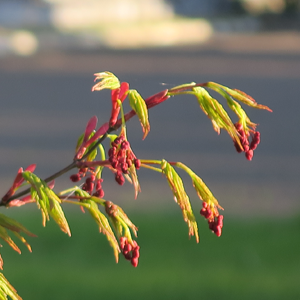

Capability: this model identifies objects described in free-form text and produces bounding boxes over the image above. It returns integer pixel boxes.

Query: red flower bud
[93,189,104,198]
[200,208,207,217]
[214,226,222,237]
[208,220,215,231]
[132,247,140,259]
[121,164,129,174]
[115,172,125,185]
[134,159,141,169]
[70,174,81,182]
[120,237,127,250]
[131,257,139,267]
[245,150,254,161]
[121,141,130,150]
[123,243,132,255]
[217,215,223,227]
[108,147,117,158]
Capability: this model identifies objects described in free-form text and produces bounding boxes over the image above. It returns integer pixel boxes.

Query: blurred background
[0,0,300,299]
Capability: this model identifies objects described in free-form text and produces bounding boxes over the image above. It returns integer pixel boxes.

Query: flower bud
[108,147,117,158]
[123,243,132,255]
[120,237,127,250]
[245,150,254,161]
[214,226,222,237]
[121,141,130,150]
[115,172,125,185]
[132,247,140,259]
[134,159,141,169]
[70,174,81,182]
[131,257,139,267]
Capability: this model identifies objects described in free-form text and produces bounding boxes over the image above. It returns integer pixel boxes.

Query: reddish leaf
[84,116,98,143]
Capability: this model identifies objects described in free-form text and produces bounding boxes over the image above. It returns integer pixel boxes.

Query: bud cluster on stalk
[70,169,105,198]
[108,135,141,185]
[200,202,224,237]
[233,122,261,161]
[119,236,140,267]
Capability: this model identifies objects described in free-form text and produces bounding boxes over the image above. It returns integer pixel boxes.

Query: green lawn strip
[0,210,299,300]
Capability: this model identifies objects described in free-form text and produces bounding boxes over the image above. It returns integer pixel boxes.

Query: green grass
[1,209,300,300]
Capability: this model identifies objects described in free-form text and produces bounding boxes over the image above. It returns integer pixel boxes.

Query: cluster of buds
[70,170,104,198]
[119,236,140,267]
[108,135,141,185]
[200,202,223,237]
[233,123,261,161]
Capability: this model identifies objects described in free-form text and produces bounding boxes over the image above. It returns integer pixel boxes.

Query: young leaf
[204,84,258,134]
[0,214,36,238]
[92,71,120,91]
[84,122,109,147]
[193,87,241,147]
[0,273,22,300]
[176,163,222,209]
[22,172,50,226]
[104,200,138,240]
[84,199,120,262]
[22,172,71,236]
[44,189,71,236]
[0,226,21,254]
[128,89,150,139]
[83,116,98,143]
[161,160,199,242]
[206,82,272,112]
[128,164,141,199]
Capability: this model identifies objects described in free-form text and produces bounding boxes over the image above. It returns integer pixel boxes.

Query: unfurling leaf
[1,164,36,205]
[104,200,138,240]
[205,82,272,112]
[83,199,120,262]
[128,89,150,139]
[22,172,71,236]
[83,116,98,143]
[92,71,120,91]
[0,226,21,254]
[0,273,22,300]
[176,162,222,209]
[193,87,241,147]
[45,189,71,236]
[161,160,199,243]
[128,164,141,199]
[0,214,36,238]
[0,216,34,268]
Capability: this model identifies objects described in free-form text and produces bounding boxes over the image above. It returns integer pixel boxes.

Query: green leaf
[22,172,50,226]
[0,273,22,300]
[206,82,272,112]
[84,199,120,262]
[161,160,199,243]
[204,83,258,134]
[22,172,71,236]
[0,226,21,254]
[0,214,35,265]
[110,203,138,239]
[75,133,84,154]
[44,189,71,236]
[193,87,241,146]
[92,71,120,91]
[128,89,150,139]
[0,214,35,238]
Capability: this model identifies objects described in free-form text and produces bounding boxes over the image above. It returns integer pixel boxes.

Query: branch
[1,92,166,206]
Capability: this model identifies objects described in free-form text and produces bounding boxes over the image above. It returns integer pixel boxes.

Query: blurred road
[0,32,299,216]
